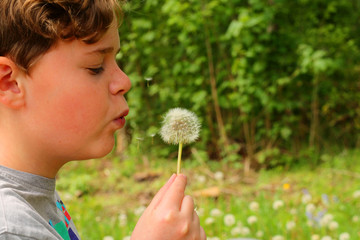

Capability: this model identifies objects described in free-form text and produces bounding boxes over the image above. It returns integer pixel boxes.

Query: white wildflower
[302,194,312,204]
[118,213,127,227]
[328,221,339,231]
[290,208,298,215]
[272,235,285,240]
[305,203,316,213]
[241,226,250,236]
[205,217,215,225]
[321,236,332,240]
[224,214,236,226]
[286,220,296,231]
[230,226,242,236]
[210,208,223,217]
[273,200,284,210]
[353,190,360,199]
[247,215,257,225]
[311,234,320,240]
[103,236,114,240]
[195,175,206,184]
[352,215,359,222]
[320,213,333,227]
[214,171,224,181]
[122,237,131,240]
[134,206,146,216]
[249,201,259,211]
[160,108,200,145]
[339,232,350,240]
[256,230,264,238]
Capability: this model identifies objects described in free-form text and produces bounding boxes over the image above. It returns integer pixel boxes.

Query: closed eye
[87,67,104,75]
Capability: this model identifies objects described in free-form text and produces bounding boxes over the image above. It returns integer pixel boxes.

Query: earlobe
[0,57,25,109]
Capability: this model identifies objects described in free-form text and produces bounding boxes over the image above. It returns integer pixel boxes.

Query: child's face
[21,20,131,162]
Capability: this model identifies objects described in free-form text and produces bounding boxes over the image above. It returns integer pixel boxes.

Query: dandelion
[195,175,206,184]
[273,200,284,210]
[247,215,258,225]
[144,77,153,87]
[339,232,350,240]
[320,213,333,227]
[224,214,236,226]
[205,217,215,225]
[286,220,296,231]
[290,208,298,215]
[352,215,359,222]
[306,203,316,213]
[118,213,127,227]
[311,234,320,240]
[328,221,339,231]
[210,208,223,217]
[249,201,259,212]
[321,236,332,240]
[123,237,131,240]
[160,108,200,174]
[353,190,360,199]
[256,230,264,238]
[240,226,250,236]
[302,194,312,204]
[207,237,220,240]
[283,183,291,190]
[103,236,114,240]
[272,235,285,240]
[214,171,224,181]
[231,226,242,236]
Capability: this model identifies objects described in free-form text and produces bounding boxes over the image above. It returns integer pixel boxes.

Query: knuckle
[179,221,190,236]
[162,209,176,223]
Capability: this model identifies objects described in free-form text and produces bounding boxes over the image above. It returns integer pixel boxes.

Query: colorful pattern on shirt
[49,200,79,240]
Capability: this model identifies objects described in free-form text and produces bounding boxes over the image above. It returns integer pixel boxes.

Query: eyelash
[88,67,104,75]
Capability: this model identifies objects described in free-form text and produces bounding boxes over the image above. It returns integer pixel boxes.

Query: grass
[57,149,360,240]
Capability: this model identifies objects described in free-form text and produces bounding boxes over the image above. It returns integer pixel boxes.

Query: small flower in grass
[118,213,127,227]
[256,230,264,238]
[311,234,320,240]
[352,215,359,222]
[339,232,350,240]
[224,214,236,226]
[321,236,332,240]
[247,215,257,225]
[240,226,250,236]
[231,226,242,236]
[328,221,339,231]
[249,201,259,212]
[320,213,333,227]
[302,193,312,204]
[210,208,223,217]
[205,217,215,225]
[214,171,224,181]
[160,108,200,174]
[286,220,296,231]
[353,190,360,199]
[306,203,316,213]
[134,205,146,216]
[273,200,284,210]
[290,208,298,215]
[122,237,131,240]
[272,235,285,240]
[207,237,220,240]
[103,236,114,240]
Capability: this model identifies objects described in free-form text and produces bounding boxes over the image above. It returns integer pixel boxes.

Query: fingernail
[167,173,176,183]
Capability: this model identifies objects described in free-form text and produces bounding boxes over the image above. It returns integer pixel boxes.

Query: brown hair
[0,0,121,71]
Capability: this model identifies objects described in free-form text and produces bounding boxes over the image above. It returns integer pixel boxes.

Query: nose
[109,65,131,95]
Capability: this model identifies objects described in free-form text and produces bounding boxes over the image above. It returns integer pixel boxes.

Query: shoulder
[0,188,62,239]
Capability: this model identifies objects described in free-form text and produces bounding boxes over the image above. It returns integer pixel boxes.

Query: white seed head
[160,108,200,145]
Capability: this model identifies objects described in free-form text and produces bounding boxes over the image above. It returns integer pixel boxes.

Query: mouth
[113,109,129,128]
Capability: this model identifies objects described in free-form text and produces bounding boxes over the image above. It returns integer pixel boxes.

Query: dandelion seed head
[273,200,284,210]
[321,236,332,240]
[286,220,296,231]
[214,171,224,181]
[205,217,215,225]
[210,208,223,217]
[311,234,320,240]
[240,226,250,236]
[302,194,312,204]
[160,108,200,145]
[230,226,242,236]
[122,237,131,240]
[247,215,258,225]
[306,203,316,213]
[103,236,114,240]
[224,214,236,226]
[339,232,350,240]
[272,235,285,240]
[352,215,359,222]
[256,230,264,238]
[353,190,360,198]
[249,201,259,211]
[328,220,339,230]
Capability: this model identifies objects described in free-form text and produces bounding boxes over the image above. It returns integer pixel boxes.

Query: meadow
[57,149,360,240]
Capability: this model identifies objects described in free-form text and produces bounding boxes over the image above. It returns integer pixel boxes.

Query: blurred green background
[58,0,360,239]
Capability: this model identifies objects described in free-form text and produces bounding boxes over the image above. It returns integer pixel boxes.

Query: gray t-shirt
[0,165,80,239]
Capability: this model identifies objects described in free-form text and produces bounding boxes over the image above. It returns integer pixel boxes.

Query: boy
[0,1,206,239]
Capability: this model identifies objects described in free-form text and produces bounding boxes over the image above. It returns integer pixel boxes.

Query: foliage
[117,0,360,169]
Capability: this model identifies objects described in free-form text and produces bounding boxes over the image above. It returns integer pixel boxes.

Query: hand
[131,174,206,240]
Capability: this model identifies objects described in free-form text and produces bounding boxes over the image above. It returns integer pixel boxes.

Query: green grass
[57,149,360,240]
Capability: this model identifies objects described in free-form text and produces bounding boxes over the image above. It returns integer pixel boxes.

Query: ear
[0,57,25,109]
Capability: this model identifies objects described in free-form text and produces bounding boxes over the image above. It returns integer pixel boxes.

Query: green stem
[177,142,183,174]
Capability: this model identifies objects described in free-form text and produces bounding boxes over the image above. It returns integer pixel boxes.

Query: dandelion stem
[177,141,183,174]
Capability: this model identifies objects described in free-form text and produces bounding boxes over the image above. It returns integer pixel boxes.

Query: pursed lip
[112,109,129,128]
[115,109,129,120]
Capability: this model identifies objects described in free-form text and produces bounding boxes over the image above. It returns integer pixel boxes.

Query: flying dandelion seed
[160,108,200,174]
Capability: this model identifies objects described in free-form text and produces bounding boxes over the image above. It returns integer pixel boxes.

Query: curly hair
[0,0,121,71]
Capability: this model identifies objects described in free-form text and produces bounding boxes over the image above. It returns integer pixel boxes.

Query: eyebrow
[87,47,120,55]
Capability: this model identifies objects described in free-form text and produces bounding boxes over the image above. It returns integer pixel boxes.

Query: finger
[200,226,206,240]
[180,195,195,219]
[161,174,187,210]
[148,173,176,209]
